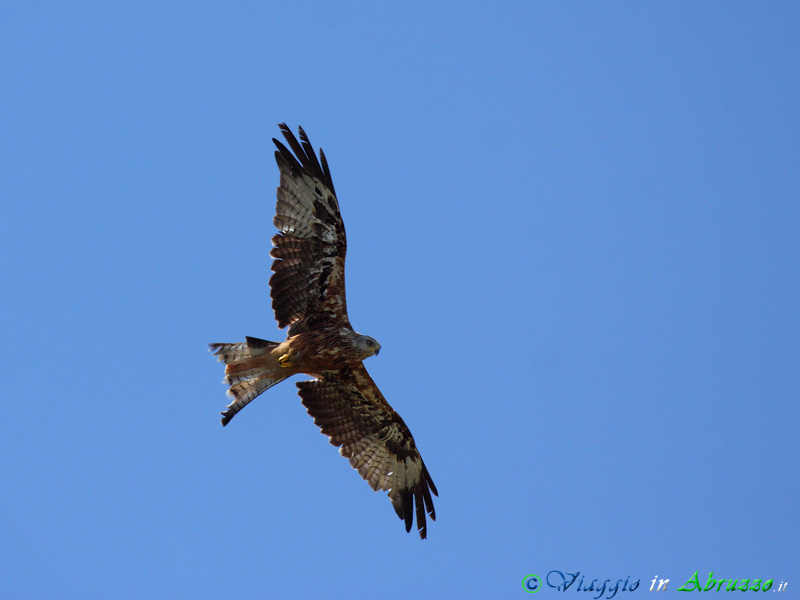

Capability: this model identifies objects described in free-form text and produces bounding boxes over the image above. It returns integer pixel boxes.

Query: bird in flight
[210,124,437,539]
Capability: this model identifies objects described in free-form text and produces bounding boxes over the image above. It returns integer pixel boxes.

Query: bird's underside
[209,124,437,539]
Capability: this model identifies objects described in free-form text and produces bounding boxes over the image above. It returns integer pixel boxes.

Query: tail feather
[209,337,287,426]
[209,336,274,363]
[221,375,287,426]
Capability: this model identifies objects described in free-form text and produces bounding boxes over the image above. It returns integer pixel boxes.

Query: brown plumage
[209,124,437,539]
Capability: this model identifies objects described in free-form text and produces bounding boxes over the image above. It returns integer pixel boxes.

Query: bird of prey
[209,124,437,539]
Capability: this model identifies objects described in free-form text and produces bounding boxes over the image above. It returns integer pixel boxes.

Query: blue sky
[2,2,798,598]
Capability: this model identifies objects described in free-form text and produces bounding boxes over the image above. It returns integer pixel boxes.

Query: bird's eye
[366,340,373,346]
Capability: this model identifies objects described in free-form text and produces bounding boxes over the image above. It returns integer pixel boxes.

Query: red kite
[210,124,437,539]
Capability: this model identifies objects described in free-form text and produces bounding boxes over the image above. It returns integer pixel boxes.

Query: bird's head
[355,334,381,360]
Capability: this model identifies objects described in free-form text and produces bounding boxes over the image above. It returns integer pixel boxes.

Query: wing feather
[297,364,437,539]
[270,124,347,335]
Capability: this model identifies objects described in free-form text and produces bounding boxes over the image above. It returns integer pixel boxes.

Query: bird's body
[209,124,437,539]
[222,328,377,385]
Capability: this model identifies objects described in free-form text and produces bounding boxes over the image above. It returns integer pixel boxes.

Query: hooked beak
[373,346,380,356]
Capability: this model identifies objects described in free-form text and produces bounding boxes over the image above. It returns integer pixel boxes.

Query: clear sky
[1,2,798,598]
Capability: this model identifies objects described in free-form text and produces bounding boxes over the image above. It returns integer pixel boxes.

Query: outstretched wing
[270,124,348,336]
[297,364,438,539]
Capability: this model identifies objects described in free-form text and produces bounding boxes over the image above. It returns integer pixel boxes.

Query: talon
[278,352,293,368]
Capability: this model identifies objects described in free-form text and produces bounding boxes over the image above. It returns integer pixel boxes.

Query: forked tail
[209,336,288,426]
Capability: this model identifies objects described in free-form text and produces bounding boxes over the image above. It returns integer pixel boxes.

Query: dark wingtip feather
[426,467,438,497]
[422,482,436,522]
[279,124,306,166]
[274,123,335,194]
[402,490,413,533]
[298,126,324,178]
[273,139,302,174]
[319,148,336,196]
[415,491,427,539]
